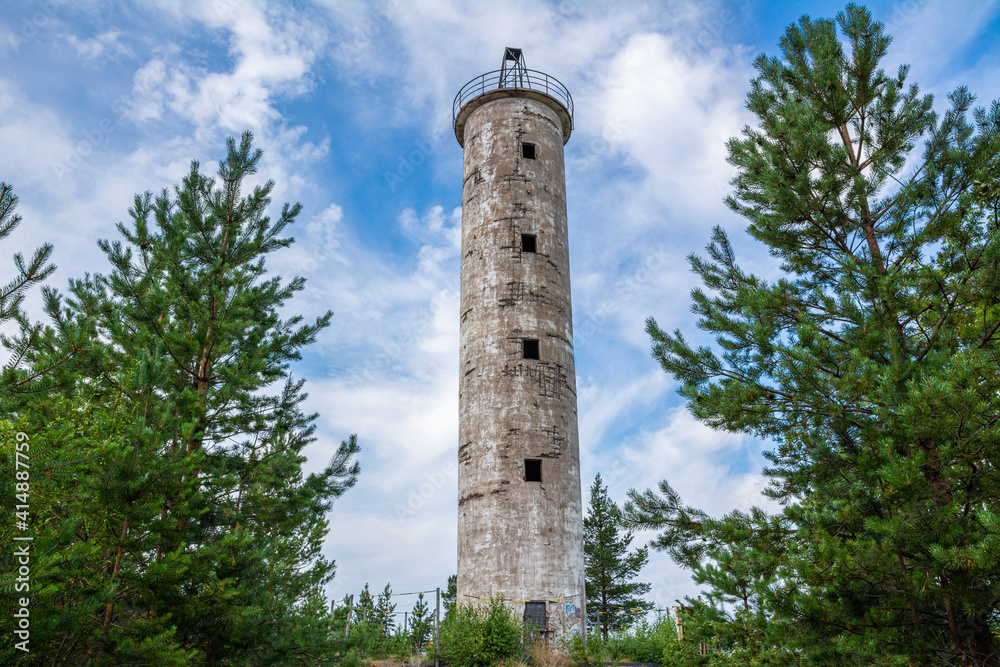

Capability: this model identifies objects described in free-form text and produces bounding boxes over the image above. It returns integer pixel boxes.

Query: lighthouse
[454,48,585,639]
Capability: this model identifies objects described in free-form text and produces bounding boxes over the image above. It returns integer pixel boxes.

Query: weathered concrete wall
[456,94,585,634]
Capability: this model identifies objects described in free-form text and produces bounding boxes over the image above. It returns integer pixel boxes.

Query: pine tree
[1,132,360,664]
[584,473,652,639]
[0,378,201,665]
[375,583,398,636]
[351,583,394,657]
[410,592,433,651]
[626,4,1000,665]
[443,573,457,620]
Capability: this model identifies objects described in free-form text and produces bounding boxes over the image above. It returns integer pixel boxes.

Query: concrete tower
[453,48,585,638]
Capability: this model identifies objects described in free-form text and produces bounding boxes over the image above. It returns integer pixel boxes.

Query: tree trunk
[102,516,129,629]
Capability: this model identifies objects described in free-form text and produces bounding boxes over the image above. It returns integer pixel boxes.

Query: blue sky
[3,0,999,616]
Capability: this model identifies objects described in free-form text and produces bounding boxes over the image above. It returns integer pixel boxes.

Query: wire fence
[331,585,699,655]
[331,586,442,665]
[461,593,582,602]
[328,583,708,665]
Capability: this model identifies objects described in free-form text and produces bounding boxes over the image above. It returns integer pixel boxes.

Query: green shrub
[436,596,532,667]
[587,614,673,664]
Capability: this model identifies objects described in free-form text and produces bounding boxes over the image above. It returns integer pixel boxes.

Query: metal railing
[453,68,573,129]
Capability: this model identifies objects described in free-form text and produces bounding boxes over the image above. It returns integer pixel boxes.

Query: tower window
[523,339,539,360]
[521,143,536,159]
[525,459,542,482]
[521,234,537,253]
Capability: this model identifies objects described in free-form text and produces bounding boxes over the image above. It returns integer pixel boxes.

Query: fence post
[435,587,441,667]
[345,594,354,638]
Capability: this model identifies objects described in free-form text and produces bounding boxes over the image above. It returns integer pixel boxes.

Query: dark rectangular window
[523,339,539,360]
[521,234,536,253]
[521,143,536,159]
[525,459,542,482]
[524,601,546,629]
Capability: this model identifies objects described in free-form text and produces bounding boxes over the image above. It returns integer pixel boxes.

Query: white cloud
[64,29,133,64]
[625,408,772,511]
[399,204,462,250]
[578,370,673,463]
[124,3,326,139]
[0,79,75,188]
[598,31,752,223]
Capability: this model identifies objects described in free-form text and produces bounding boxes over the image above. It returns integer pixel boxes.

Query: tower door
[523,601,547,632]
